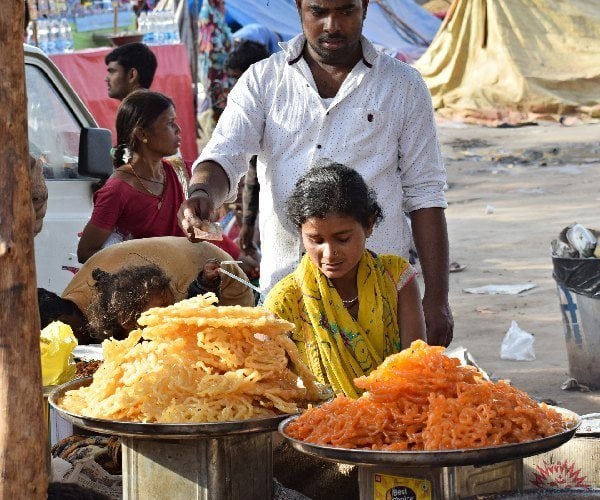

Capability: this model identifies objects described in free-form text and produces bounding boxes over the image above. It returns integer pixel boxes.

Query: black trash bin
[552,257,600,390]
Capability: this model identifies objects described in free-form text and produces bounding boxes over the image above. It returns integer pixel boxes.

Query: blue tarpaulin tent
[191,0,440,61]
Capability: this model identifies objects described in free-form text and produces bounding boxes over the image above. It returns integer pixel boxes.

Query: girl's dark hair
[86,265,171,341]
[286,160,383,229]
[37,288,83,329]
[37,288,91,343]
[113,90,174,167]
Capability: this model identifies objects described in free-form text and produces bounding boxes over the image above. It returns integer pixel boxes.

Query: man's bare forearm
[409,207,453,346]
[188,160,231,205]
[409,207,449,300]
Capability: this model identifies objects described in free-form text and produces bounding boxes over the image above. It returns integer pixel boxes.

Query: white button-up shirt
[196,34,447,291]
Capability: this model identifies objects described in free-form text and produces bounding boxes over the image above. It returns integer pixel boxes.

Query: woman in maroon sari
[77,90,191,263]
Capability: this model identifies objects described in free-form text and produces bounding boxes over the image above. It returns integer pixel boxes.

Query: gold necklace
[120,169,164,184]
[128,164,166,210]
[342,295,359,308]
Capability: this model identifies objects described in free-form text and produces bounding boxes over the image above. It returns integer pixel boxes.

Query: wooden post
[113,1,119,34]
[0,2,47,499]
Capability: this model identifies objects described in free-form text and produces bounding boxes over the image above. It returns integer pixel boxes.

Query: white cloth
[196,34,447,290]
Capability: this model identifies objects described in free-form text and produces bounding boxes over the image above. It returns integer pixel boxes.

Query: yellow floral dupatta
[268,250,410,398]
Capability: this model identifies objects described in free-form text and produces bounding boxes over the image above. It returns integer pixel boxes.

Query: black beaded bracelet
[187,184,211,199]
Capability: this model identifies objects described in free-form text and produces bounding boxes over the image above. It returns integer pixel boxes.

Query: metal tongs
[219,261,265,304]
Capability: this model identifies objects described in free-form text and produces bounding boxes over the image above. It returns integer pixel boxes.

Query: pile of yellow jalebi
[285,340,566,450]
[60,294,322,423]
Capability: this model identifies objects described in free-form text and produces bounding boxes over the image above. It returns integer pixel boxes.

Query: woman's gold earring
[143,138,148,143]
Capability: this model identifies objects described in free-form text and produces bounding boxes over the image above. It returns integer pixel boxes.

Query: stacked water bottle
[138,10,180,45]
[27,17,74,54]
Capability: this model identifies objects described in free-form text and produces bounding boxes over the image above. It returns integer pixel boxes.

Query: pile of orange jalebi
[285,340,566,450]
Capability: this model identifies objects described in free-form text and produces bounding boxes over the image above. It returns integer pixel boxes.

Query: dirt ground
[433,121,600,416]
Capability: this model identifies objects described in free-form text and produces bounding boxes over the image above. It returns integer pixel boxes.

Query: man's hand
[30,154,48,236]
[422,295,453,347]
[178,191,215,242]
[238,222,256,253]
[238,251,260,280]
[178,160,232,242]
[202,259,221,282]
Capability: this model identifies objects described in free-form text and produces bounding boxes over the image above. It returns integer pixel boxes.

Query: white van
[25,44,112,293]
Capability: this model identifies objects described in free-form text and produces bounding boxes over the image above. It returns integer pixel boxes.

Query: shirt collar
[280,34,378,68]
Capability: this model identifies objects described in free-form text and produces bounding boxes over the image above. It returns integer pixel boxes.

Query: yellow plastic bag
[40,321,78,386]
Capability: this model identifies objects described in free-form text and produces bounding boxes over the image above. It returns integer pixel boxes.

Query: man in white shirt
[179,0,453,347]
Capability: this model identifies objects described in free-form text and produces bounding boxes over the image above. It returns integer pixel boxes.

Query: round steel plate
[278,407,581,467]
[49,377,292,439]
[72,344,103,361]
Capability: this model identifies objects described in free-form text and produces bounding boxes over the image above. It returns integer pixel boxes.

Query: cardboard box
[358,460,523,499]
[523,414,600,490]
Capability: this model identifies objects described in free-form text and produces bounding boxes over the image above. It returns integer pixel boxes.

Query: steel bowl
[49,377,292,439]
[278,407,581,468]
[109,32,144,47]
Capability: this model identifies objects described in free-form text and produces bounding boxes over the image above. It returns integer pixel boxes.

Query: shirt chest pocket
[338,108,397,152]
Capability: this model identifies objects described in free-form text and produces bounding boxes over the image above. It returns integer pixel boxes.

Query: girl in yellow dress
[264,161,425,398]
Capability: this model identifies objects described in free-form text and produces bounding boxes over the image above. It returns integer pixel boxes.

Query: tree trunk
[0,2,47,498]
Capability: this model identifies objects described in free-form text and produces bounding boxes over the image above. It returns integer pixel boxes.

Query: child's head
[286,161,383,282]
[38,287,88,341]
[86,264,173,340]
[286,160,383,230]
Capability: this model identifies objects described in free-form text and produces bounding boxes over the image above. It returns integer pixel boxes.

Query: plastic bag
[552,256,600,298]
[500,321,536,361]
[551,224,600,298]
[565,223,596,258]
[40,321,78,386]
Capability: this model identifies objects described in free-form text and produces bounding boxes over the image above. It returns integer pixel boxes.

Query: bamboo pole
[26,0,39,46]
[0,2,47,499]
[113,1,119,34]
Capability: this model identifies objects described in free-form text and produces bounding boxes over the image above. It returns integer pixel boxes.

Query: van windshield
[26,65,81,180]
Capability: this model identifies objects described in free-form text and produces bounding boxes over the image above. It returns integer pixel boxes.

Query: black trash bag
[552,257,600,299]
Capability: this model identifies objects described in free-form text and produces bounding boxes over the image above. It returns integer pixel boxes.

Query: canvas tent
[415,0,600,125]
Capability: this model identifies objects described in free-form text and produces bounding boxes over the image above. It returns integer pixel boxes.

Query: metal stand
[279,408,580,500]
[49,378,289,500]
[358,460,523,500]
[122,433,273,500]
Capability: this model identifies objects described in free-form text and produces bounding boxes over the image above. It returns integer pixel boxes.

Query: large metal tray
[278,407,581,468]
[49,377,292,439]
